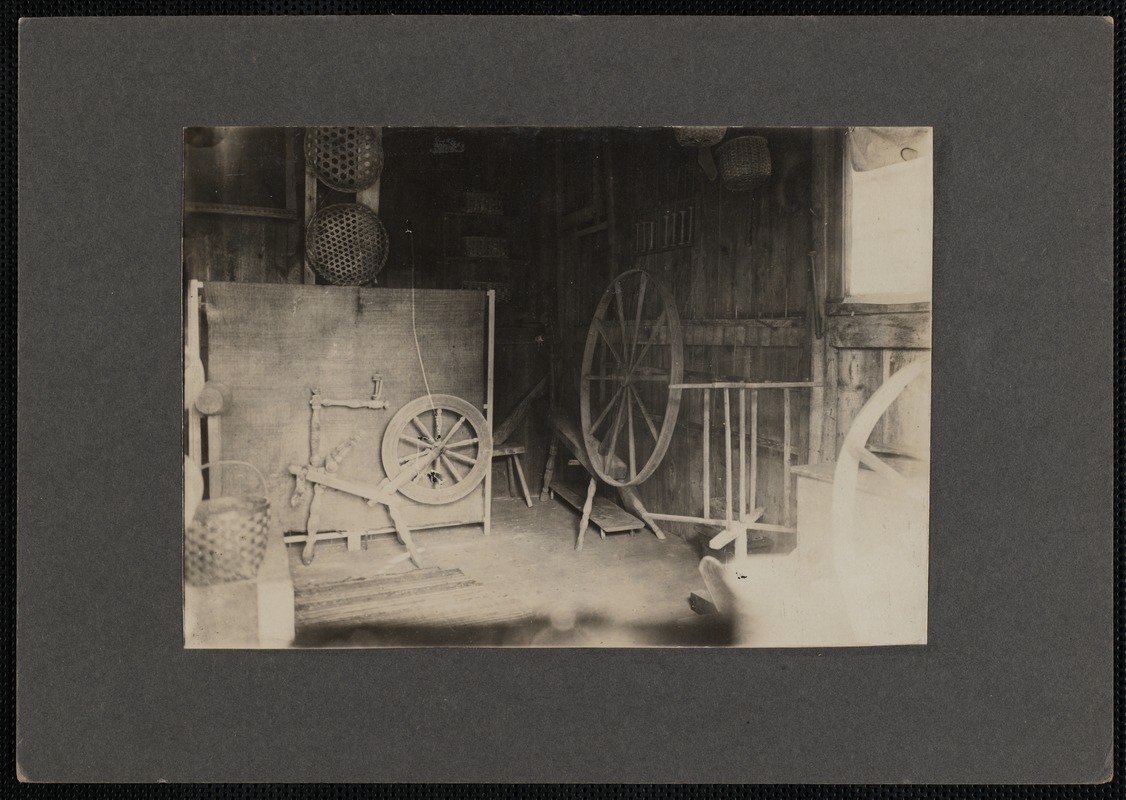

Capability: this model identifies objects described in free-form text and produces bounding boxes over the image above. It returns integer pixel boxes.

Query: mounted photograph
[182,125,933,648]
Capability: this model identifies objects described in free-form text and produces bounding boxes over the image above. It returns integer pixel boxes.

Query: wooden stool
[493,444,533,507]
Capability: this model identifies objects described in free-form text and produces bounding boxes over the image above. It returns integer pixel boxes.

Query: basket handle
[199,460,269,499]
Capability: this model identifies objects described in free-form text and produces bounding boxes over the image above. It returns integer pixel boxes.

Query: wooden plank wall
[202,283,488,534]
[182,128,304,286]
[812,128,933,460]
[547,129,815,529]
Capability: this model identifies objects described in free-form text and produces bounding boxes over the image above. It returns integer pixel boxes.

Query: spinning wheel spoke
[444,437,480,449]
[629,385,660,442]
[629,273,648,366]
[585,372,631,382]
[591,384,626,433]
[857,446,928,507]
[441,453,464,482]
[410,416,431,440]
[629,371,671,382]
[630,310,667,368]
[399,432,425,447]
[613,283,630,359]
[604,391,628,460]
[626,390,637,479]
[593,319,627,369]
[443,414,468,442]
[445,449,478,467]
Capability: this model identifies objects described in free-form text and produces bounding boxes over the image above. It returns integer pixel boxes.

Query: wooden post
[750,389,759,512]
[303,130,318,285]
[185,280,204,471]
[783,388,792,528]
[739,388,747,520]
[484,290,495,535]
[723,389,733,528]
[702,388,711,519]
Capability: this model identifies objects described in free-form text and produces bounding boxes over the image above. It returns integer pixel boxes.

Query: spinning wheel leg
[576,477,597,551]
[541,438,558,501]
[386,501,423,569]
[301,484,325,566]
[618,485,667,541]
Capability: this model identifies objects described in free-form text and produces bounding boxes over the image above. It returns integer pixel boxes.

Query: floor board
[287,496,715,644]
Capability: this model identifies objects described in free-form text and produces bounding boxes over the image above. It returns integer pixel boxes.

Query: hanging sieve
[305,203,390,286]
[305,127,384,192]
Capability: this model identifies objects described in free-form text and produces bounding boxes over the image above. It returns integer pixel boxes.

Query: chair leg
[512,454,533,508]
[506,457,517,497]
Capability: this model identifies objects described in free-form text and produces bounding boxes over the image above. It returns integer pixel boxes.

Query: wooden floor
[286,495,730,646]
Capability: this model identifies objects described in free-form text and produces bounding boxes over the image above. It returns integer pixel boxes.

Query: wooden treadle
[553,483,644,533]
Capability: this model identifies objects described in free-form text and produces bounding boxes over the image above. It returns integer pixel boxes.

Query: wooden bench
[493,444,533,507]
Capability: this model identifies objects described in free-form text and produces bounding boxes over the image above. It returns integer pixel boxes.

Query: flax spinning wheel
[381,394,492,505]
[580,269,684,487]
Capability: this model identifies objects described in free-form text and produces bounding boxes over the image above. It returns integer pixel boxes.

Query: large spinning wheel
[831,354,931,543]
[579,269,684,487]
[381,394,492,505]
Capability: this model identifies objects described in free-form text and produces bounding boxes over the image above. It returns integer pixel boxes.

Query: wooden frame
[185,129,300,223]
[646,381,818,559]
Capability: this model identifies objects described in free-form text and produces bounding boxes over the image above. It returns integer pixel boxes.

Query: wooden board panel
[552,483,644,533]
[827,310,932,350]
[203,282,487,534]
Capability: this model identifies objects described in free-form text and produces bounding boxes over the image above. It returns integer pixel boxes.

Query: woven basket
[462,236,509,259]
[305,127,384,192]
[185,461,270,587]
[674,126,728,148]
[306,203,390,285]
[462,191,503,216]
[716,136,772,191]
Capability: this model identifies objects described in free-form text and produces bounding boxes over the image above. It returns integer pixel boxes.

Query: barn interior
[182,126,932,648]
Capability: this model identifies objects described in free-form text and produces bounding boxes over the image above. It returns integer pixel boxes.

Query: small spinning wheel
[579,269,684,487]
[381,394,492,505]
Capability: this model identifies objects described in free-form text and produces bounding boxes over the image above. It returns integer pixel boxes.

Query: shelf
[442,212,520,220]
[441,257,528,265]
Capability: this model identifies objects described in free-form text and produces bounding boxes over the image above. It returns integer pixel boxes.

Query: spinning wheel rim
[381,394,492,505]
[579,269,684,487]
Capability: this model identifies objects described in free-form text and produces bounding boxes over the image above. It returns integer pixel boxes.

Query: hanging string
[406,221,436,416]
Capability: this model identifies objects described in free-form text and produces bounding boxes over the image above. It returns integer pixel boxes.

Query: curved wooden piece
[579,269,683,487]
[831,355,931,536]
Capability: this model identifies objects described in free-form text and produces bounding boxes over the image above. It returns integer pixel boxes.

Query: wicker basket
[306,203,390,285]
[674,126,728,148]
[462,191,503,216]
[305,127,383,192]
[716,136,772,191]
[462,236,509,259]
[185,461,271,587]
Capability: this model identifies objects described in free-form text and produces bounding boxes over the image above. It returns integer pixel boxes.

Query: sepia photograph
[182,125,933,649]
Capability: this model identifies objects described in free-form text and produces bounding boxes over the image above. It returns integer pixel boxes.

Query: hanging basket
[716,135,772,191]
[674,126,728,148]
[306,203,390,285]
[305,127,384,192]
[185,461,271,587]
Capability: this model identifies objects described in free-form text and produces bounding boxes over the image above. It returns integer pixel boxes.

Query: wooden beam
[492,374,548,447]
[827,311,932,350]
